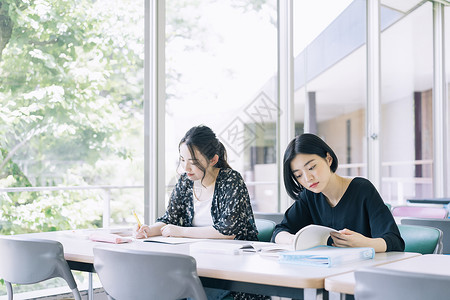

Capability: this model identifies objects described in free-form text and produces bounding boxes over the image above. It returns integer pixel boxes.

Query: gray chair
[0,236,82,300]
[93,246,207,300]
[397,224,443,254]
[401,218,450,254]
[354,267,450,300]
[255,218,276,242]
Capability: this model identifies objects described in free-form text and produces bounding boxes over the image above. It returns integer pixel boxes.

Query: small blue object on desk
[278,246,375,268]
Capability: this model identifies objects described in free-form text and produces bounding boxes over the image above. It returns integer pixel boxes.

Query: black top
[157,168,259,241]
[272,177,405,252]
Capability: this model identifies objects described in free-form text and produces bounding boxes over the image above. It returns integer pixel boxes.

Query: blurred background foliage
[0,0,144,235]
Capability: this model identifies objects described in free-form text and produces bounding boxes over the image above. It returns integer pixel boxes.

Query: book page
[256,224,338,256]
[293,224,339,250]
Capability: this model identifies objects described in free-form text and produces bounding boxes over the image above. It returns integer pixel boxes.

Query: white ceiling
[381,0,426,13]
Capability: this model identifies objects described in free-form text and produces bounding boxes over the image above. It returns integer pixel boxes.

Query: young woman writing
[135,125,258,241]
[135,125,269,300]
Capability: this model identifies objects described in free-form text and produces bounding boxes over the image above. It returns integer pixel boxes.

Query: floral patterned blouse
[157,168,259,241]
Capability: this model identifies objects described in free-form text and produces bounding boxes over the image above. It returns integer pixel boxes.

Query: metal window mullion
[277,0,295,212]
[145,0,165,224]
[432,1,448,197]
[366,0,382,191]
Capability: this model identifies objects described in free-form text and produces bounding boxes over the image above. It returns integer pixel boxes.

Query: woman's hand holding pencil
[133,211,148,239]
[132,211,167,239]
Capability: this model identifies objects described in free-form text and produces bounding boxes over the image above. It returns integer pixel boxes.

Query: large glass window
[165,0,278,213]
[293,0,442,205]
[380,1,434,204]
[446,5,450,197]
[293,0,363,179]
[0,0,144,295]
[0,0,144,234]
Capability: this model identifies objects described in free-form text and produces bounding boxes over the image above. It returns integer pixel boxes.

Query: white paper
[293,224,339,250]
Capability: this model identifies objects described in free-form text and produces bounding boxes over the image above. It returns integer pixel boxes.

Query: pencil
[132,210,142,227]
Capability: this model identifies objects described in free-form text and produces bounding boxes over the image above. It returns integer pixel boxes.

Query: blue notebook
[278,245,375,267]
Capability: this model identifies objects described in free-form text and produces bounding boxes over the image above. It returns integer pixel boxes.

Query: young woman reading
[272,133,404,253]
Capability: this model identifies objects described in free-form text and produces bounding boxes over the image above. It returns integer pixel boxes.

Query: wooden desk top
[17,231,421,290]
[325,254,447,295]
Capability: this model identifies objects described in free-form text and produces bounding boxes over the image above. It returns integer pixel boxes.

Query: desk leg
[304,288,325,300]
[88,272,94,300]
[329,291,346,300]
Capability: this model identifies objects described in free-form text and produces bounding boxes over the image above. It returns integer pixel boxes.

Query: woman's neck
[197,167,220,188]
[322,174,350,207]
[193,168,220,202]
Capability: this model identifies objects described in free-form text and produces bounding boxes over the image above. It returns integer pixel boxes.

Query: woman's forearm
[367,237,387,253]
[181,226,235,239]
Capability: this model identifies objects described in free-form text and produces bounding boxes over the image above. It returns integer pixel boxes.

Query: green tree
[0,0,144,233]
[0,0,273,234]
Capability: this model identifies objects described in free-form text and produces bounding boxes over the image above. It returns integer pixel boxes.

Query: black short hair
[283,133,338,200]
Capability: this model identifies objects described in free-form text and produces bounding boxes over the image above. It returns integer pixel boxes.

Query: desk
[20,231,420,300]
[325,254,449,300]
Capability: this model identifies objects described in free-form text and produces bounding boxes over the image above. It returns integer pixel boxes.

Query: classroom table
[17,230,420,300]
[324,254,449,300]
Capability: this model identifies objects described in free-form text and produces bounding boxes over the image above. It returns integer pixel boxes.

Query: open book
[189,224,338,255]
[278,245,375,267]
[293,224,339,250]
[256,224,339,256]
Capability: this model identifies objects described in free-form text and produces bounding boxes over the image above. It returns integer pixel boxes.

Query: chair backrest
[354,267,450,300]
[397,224,443,254]
[255,219,276,242]
[401,218,450,254]
[406,197,450,205]
[0,236,81,300]
[93,246,207,300]
[391,205,448,219]
[253,212,284,224]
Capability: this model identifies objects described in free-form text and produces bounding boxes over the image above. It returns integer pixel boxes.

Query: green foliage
[0,0,143,165]
[0,148,32,187]
[0,0,144,235]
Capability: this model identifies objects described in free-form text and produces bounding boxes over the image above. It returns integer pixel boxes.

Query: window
[0,0,144,234]
[293,1,363,177]
[292,0,445,204]
[380,2,434,203]
[164,0,278,212]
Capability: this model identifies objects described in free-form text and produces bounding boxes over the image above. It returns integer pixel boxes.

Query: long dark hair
[178,125,231,183]
[283,133,338,199]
